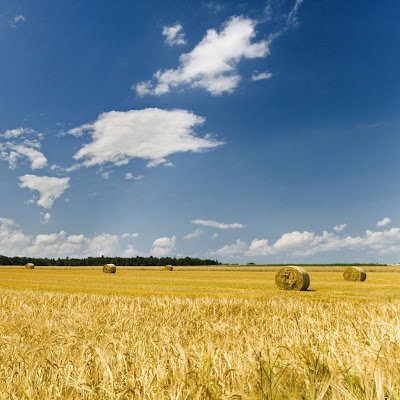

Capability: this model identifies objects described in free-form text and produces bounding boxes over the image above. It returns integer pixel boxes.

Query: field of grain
[0,267,399,399]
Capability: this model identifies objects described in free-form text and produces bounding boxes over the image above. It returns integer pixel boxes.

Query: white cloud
[212,239,247,257]
[0,217,147,258]
[251,71,272,81]
[266,0,304,40]
[68,108,223,168]
[41,212,51,224]
[24,231,120,258]
[0,218,31,256]
[205,2,224,13]
[273,231,315,251]
[192,219,245,229]
[124,172,143,180]
[18,175,70,209]
[10,15,25,28]
[86,234,119,257]
[101,171,111,179]
[0,143,47,170]
[333,224,347,232]
[151,236,176,257]
[135,16,269,96]
[211,233,218,239]
[3,127,33,138]
[286,0,304,27]
[183,229,203,239]
[121,233,139,238]
[213,225,400,260]
[11,145,47,169]
[246,238,272,256]
[163,24,186,46]
[377,217,391,227]
[123,244,141,257]
[0,128,47,170]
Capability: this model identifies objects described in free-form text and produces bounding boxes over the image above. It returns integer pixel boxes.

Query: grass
[0,266,399,399]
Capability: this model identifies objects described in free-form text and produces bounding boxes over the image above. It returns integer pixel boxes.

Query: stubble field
[0,266,399,399]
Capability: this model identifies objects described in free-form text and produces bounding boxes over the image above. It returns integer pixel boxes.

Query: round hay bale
[343,266,366,281]
[103,263,116,273]
[164,265,173,271]
[25,263,35,269]
[275,266,310,291]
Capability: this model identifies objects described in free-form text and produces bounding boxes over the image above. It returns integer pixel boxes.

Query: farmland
[0,266,399,399]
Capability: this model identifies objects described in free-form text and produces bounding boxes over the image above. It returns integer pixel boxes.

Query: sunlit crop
[0,267,399,399]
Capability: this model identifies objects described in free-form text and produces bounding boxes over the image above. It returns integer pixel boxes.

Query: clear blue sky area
[0,0,399,262]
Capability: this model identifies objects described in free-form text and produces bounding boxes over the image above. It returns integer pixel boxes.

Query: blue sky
[0,0,399,263]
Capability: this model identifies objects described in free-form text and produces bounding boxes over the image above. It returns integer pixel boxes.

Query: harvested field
[0,267,399,399]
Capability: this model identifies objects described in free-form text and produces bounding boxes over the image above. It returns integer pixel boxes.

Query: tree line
[0,255,220,266]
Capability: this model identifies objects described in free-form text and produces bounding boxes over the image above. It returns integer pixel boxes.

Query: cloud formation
[251,71,272,81]
[151,236,176,257]
[121,233,139,239]
[0,218,144,258]
[18,175,70,209]
[377,217,391,227]
[41,212,52,224]
[0,218,30,256]
[213,239,247,257]
[3,127,33,138]
[192,219,245,229]
[135,16,269,96]
[183,229,203,239]
[0,128,47,170]
[124,173,143,180]
[333,224,347,232]
[163,24,186,46]
[0,143,47,170]
[212,226,400,259]
[10,15,25,28]
[68,108,223,168]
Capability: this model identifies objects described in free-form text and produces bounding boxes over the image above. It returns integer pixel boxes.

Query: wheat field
[0,267,399,399]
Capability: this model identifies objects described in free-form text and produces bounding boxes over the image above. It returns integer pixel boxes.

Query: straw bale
[103,263,116,273]
[343,266,366,281]
[275,266,310,291]
[25,263,35,269]
[164,265,173,271]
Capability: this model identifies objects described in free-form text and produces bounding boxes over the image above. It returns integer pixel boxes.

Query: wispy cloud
[183,229,203,239]
[267,0,305,41]
[205,2,224,13]
[121,233,139,239]
[192,219,245,229]
[251,71,272,81]
[101,171,111,180]
[10,15,25,28]
[124,172,143,180]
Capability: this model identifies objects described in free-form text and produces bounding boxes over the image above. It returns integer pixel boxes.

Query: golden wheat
[0,288,399,399]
